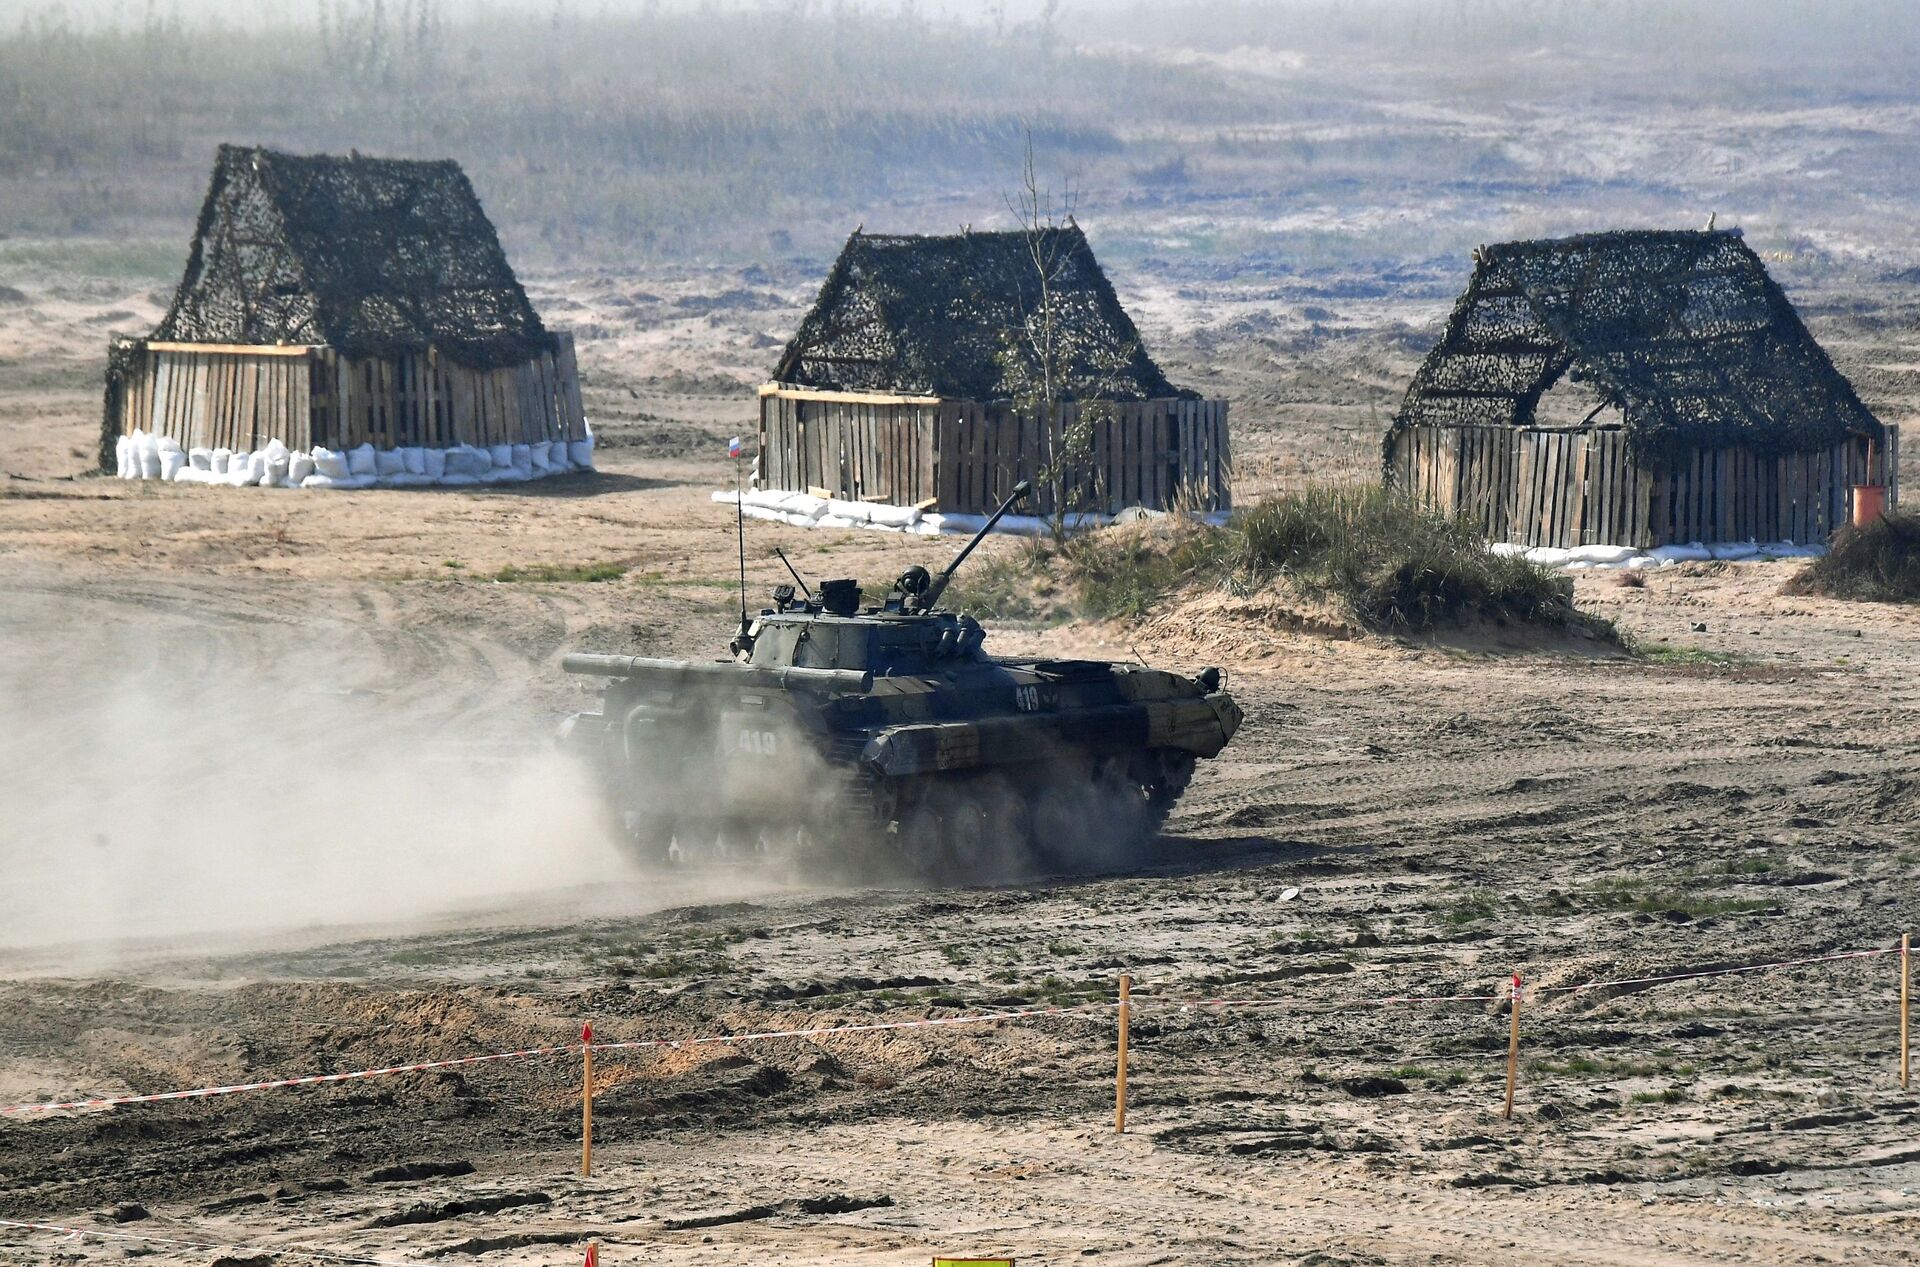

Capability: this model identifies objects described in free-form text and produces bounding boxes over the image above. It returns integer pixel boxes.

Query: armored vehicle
[559,483,1242,877]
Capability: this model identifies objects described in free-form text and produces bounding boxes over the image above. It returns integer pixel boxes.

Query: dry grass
[957,483,1619,640]
[1780,512,1920,604]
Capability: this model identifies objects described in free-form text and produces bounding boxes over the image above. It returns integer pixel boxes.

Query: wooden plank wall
[117,335,586,453]
[757,391,1230,516]
[123,345,315,453]
[1388,423,1901,547]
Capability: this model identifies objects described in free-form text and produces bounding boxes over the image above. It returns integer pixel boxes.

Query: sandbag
[442,445,490,477]
[288,452,317,485]
[488,444,515,471]
[816,513,862,529]
[568,436,594,469]
[1567,543,1638,564]
[187,446,213,472]
[1648,542,1712,564]
[115,435,133,479]
[347,443,377,477]
[160,449,189,481]
[210,448,231,476]
[313,447,351,480]
[226,451,260,487]
[867,502,923,529]
[402,446,427,476]
[1523,546,1571,567]
[374,446,408,477]
[824,498,875,523]
[300,471,376,490]
[1489,541,1527,557]
[1707,541,1761,561]
[528,440,553,473]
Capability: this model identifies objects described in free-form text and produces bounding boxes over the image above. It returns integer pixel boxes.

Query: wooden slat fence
[1388,423,1901,548]
[107,334,585,461]
[758,387,1230,516]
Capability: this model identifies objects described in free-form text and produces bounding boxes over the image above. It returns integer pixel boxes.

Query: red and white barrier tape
[1533,945,1899,995]
[1,946,1900,1118]
[1137,945,1903,1012]
[0,1217,435,1267]
[0,1041,579,1116]
[0,1002,1111,1118]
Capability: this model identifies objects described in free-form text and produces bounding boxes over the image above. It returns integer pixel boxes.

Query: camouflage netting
[151,144,554,369]
[1391,229,1885,467]
[773,226,1192,401]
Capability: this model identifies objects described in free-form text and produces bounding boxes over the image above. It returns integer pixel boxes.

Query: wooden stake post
[581,1023,594,1177]
[1902,934,1911,1091]
[1114,974,1131,1134]
[1503,974,1522,1120]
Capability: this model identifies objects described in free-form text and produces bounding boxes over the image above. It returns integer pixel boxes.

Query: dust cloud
[0,600,627,953]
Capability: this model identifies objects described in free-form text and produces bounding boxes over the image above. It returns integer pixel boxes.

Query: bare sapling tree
[1000,131,1138,538]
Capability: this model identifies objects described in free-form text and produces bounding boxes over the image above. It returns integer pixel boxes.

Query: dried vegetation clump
[1780,511,1920,604]
[958,484,1619,641]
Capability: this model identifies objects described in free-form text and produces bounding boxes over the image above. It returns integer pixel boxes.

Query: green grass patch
[1641,645,1761,668]
[493,561,628,583]
[955,483,1618,640]
[1579,877,1774,919]
[0,237,184,282]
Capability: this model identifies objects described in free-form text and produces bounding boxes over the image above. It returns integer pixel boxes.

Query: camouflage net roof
[773,225,1191,401]
[152,145,553,368]
[1392,229,1884,464]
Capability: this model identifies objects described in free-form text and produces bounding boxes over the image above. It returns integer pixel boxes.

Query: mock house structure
[105,144,589,487]
[1385,229,1898,548]
[759,225,1229,517]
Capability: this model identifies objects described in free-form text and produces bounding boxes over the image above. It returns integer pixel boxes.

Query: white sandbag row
[712,489,1234,537]
[113,428,595,489]
[1489,539,1827,571]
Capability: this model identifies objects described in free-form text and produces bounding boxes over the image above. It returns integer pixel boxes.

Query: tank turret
[558,483,1242,878]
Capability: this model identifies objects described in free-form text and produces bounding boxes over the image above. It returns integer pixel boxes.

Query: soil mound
[1780,512,1920,603]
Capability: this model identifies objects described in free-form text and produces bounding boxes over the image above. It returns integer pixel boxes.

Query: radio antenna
[773,547,813,601]
[729,437,749,632]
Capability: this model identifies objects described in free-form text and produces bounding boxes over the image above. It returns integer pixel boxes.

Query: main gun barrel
[561,653,873,694]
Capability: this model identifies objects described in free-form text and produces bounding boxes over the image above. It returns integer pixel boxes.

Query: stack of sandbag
[109,423,596,489]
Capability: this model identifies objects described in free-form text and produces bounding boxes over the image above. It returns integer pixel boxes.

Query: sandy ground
[1,265,1918,1266]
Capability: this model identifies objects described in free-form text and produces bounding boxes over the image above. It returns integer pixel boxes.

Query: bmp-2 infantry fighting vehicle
[559,483,1242,877]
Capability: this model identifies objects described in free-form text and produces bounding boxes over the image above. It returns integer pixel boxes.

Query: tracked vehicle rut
[559,483,1242,878]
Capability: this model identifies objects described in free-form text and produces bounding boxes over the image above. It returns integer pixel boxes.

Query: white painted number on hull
[738,729,779,755]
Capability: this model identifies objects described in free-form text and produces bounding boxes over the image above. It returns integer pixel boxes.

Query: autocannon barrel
[560,652,873,694]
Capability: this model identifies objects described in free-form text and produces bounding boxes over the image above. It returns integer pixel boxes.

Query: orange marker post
[584,1242,600,1267]
[1901,934,1911,1091]
[581,1023,595,1177]
[1114,974,1131,1134]
[1503,973,1522,1121]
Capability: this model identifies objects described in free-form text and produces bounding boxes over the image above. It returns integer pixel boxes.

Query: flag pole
[734,442,748,631]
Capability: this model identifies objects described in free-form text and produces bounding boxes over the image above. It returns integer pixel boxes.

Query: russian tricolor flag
[727,436,745,458]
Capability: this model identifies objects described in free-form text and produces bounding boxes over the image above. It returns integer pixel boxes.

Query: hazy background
[7,0,1920,275]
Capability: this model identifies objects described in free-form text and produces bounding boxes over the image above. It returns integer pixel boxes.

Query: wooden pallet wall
[759,392,940,508]
[112,332,586,453]
[1387,423,1901,547]
[758,388,1230,516]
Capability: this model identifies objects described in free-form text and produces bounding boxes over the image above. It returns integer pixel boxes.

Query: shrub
[1780,511,1920,603]
[959,483,1612,639]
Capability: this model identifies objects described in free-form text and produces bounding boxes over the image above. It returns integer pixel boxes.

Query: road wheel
[623,813,677,867]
